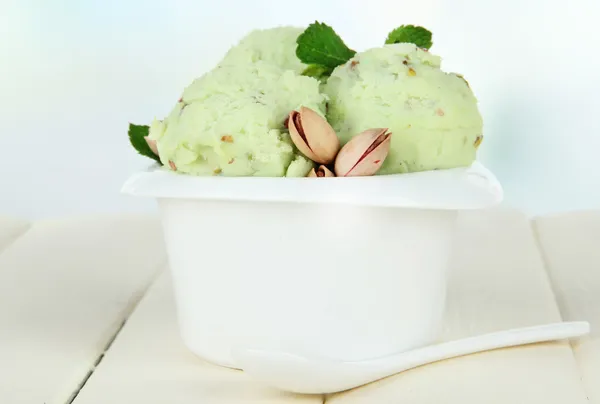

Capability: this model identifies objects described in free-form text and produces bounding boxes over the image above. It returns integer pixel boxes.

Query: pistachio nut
[288,106,340,165]
[334,128,392,177]
[307,165,335,177]
[144,136,159,156]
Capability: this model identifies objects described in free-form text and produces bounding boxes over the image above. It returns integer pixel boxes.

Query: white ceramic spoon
[232,321,590,394]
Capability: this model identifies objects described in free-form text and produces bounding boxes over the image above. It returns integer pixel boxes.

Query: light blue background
[1,0,598,218]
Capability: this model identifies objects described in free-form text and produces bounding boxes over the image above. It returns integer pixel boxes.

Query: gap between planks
[65,263,167,404]
[530,220,591,402]
[0,222,32,255]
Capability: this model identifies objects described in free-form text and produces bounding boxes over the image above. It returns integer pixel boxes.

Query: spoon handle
[362,321,590,375]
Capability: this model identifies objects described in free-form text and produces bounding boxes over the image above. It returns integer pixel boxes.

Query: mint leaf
[301,64,334,80]
[128,123,161,163]
[296,22,356,69]
[385,25,433,49]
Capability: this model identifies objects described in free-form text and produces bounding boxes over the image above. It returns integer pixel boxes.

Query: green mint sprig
[296,22,434,80]
[128,123,161,163]
[385,25,433,49]
[296,22,356,76]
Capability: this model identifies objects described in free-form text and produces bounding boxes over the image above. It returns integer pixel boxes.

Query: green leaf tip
[385,25,433,49]
[301,64,334,80]
[128,123,161,163]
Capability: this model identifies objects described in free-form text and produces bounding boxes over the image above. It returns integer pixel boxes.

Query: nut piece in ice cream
[288,107,340,165]
[308,165,335,177]
[334,128,392,177]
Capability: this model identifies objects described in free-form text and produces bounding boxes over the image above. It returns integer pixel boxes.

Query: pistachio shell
[145,136,159,156]
[307,165,335,177]
[334,128,392,177]
[288,106,340,164]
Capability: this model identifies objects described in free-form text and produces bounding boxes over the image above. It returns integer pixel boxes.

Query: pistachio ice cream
[130,22,485,178]
[147,61,325,177]
[219,26,306,74]
[324,43,483,175]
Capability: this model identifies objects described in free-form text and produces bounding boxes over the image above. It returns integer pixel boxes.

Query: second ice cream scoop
[325,43,484,175]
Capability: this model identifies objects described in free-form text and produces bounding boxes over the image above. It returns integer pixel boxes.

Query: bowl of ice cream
[122,23,502,368]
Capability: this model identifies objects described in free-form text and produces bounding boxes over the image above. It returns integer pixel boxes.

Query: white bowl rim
[121,161,503,210]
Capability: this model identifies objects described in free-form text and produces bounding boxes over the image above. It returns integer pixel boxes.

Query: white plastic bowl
[122,162,502,368]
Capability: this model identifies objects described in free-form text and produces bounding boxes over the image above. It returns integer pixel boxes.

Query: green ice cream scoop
[219,26,307,74]
[324,43,484,175]
[148,61,325,177]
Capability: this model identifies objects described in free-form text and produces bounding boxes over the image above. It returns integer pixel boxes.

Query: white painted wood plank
[0,214,166,404]
[72,271,322,404]
[533,211,600,403]
[0,216,30,252]
[327,209,588,404]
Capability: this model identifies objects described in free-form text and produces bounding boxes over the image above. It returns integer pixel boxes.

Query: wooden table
[1,209,598,403]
